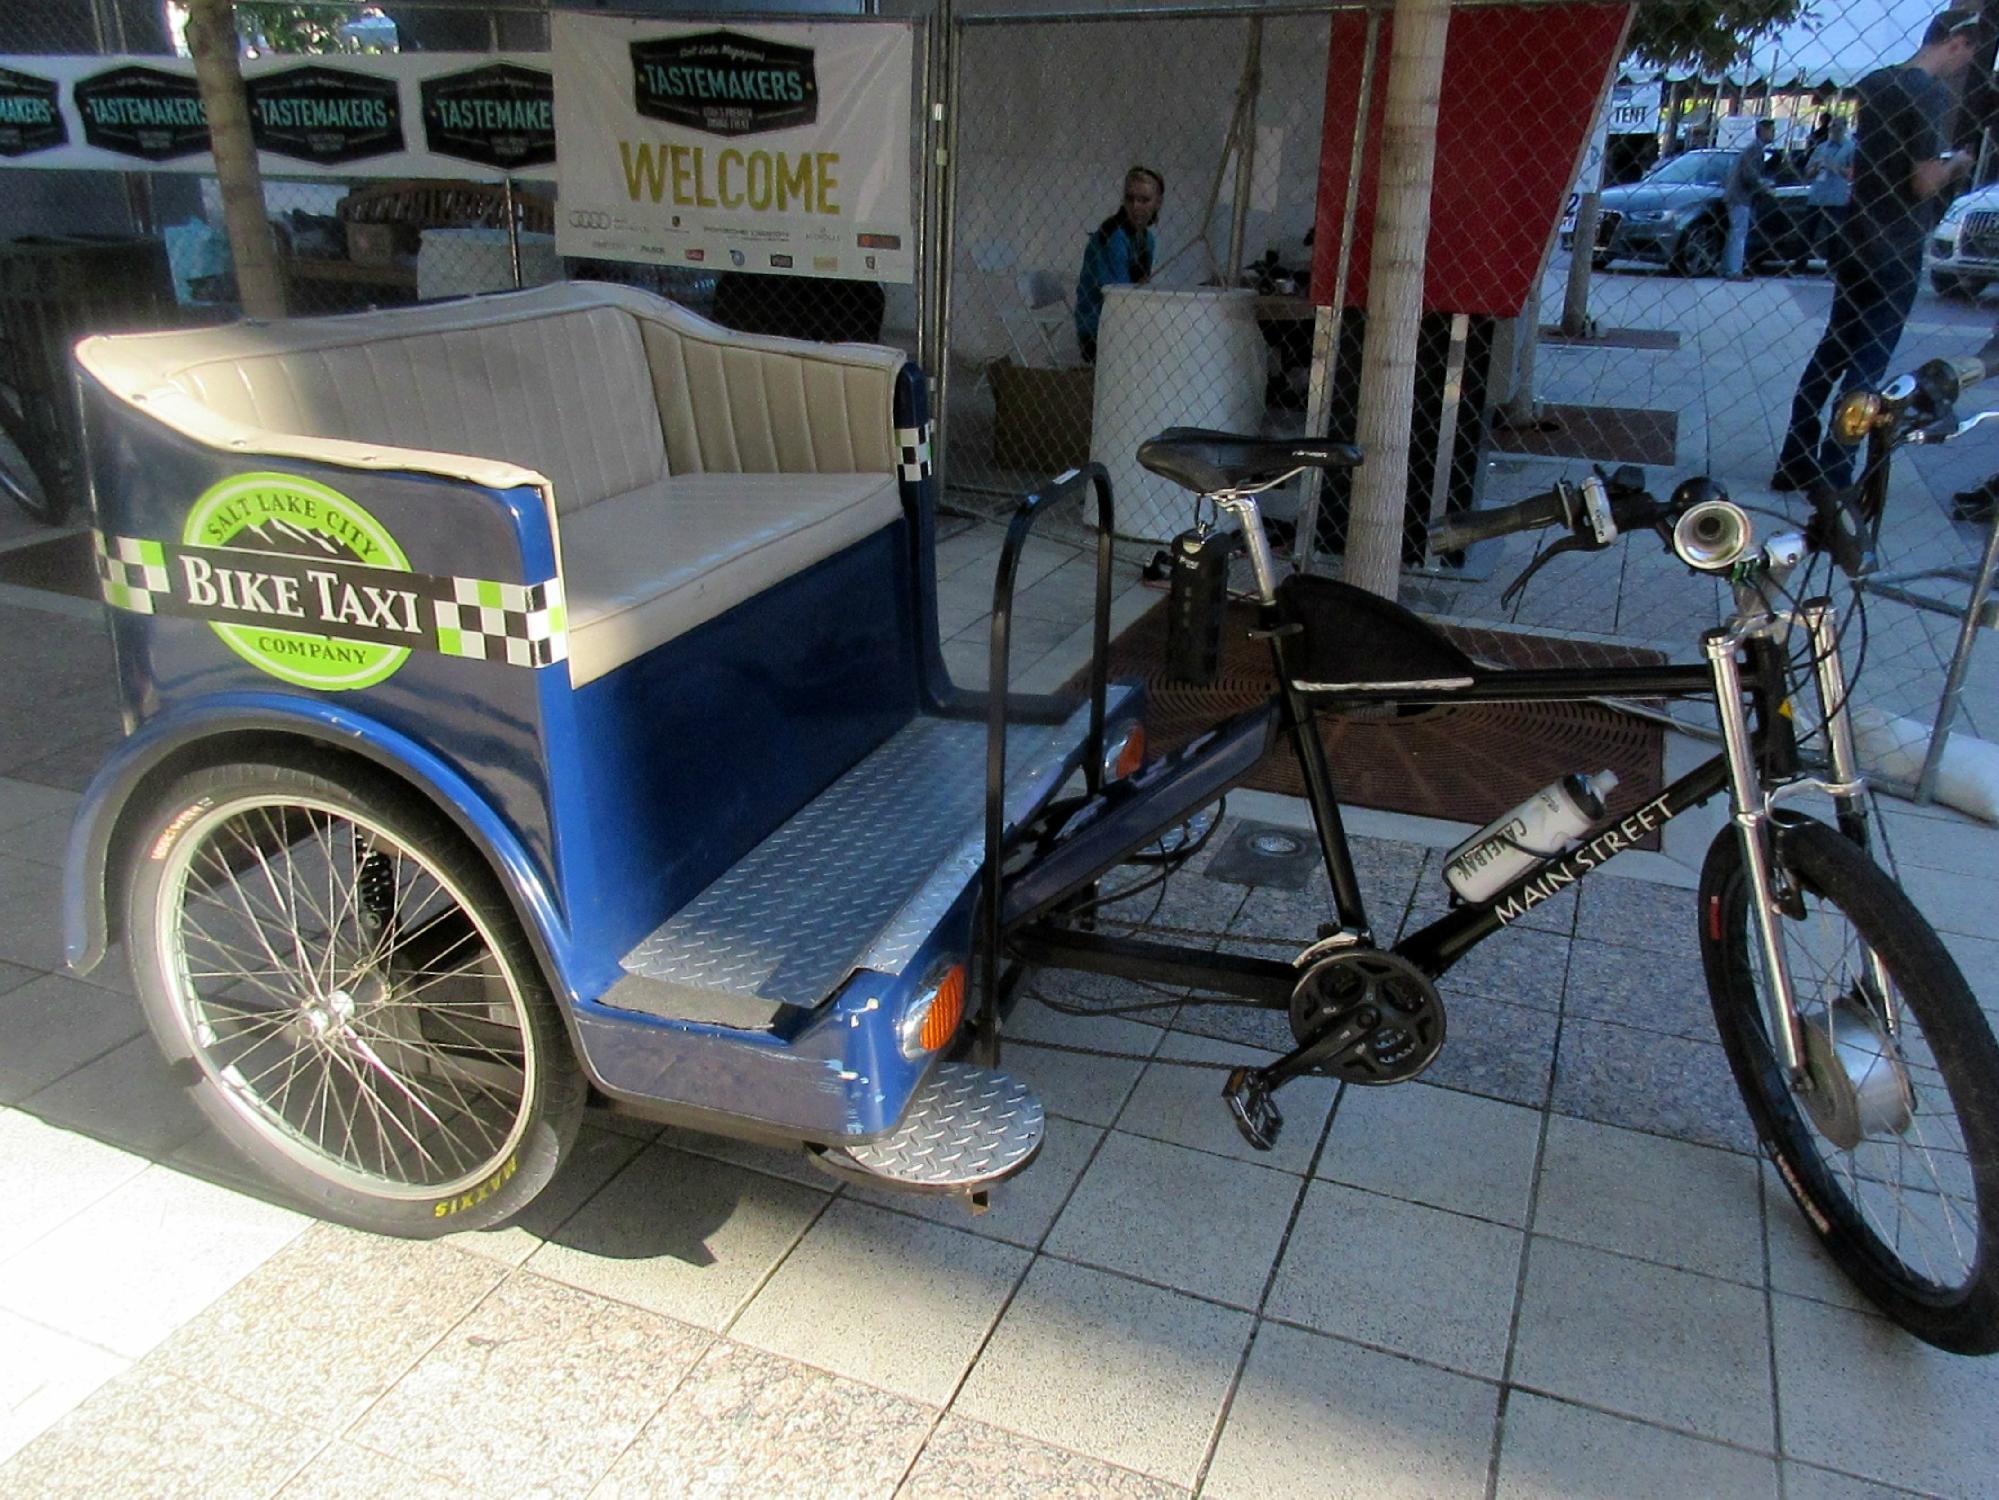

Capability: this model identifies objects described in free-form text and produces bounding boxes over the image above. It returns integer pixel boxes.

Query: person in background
[1772,9,1985,492]
[1806,116,1857,268]
[1722,118,1777,280]
[1074,166,1164,363]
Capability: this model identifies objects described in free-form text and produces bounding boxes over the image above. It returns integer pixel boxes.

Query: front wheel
[1933,270,1969,299]
[126,753,585,1236]
[1701,818,1999,1352]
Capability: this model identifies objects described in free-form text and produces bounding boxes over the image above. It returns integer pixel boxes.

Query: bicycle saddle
[1137,427,1363,496]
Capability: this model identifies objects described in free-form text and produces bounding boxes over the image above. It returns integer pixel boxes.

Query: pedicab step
[607,688,1140,1029]
[807,1061,1044,1192]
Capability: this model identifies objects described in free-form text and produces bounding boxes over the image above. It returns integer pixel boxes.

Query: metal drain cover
[1206,818,1320,889]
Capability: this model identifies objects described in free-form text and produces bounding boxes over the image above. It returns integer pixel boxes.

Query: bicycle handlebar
[1427,489,1572,551]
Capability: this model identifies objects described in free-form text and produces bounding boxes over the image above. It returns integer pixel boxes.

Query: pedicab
[62,283,1999,1353]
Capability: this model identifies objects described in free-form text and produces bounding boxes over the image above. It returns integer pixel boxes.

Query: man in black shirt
[1772,9,1985,493]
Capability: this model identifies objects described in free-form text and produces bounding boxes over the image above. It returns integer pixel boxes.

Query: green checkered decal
[95,533,169,613]
[435,576,568,668]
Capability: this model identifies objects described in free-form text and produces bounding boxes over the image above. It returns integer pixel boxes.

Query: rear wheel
[1675,220,1723,278]
[126,754,584,1236]
[1701,818,1999,1352]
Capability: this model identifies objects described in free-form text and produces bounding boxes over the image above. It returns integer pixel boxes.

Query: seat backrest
[165,303,667,514]
[635,318,895,475]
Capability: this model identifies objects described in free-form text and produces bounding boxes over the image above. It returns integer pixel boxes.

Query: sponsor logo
[0,66,65,158]
[148,799,213,861]
[1488,793,1675,925]
[568,209,613,229]
[857,232,901,250]
[671,214,682,228]
[728,248,746,267]
[769,253,793,268]
[685,247,706,261]
[864,254,877,271]
[629,29,817,138]
[246,65,403,165]
[432,1155,519,1218]
[74,65,208,161]
[180,473,417,691]
[419,61,554,171]
[812,255,839,272]
[802,224,838,245]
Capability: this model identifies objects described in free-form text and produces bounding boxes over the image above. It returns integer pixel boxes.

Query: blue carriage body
[64,283,1132,1148]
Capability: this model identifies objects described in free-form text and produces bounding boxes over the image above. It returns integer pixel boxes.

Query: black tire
[125,753,584,1236]
[1700,818,1999,1352]
[1933,270,1968,299]
[1675,220,1723,278]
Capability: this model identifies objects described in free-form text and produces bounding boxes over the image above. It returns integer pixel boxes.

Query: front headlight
[1626,208,1668,223]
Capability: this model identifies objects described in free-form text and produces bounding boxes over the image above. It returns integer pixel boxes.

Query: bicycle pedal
[1222,1066,1283,1151]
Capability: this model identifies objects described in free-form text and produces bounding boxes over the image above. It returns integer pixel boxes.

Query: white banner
[552,14,914,283]
[0,53,555,177]
[1607,81,1663,136]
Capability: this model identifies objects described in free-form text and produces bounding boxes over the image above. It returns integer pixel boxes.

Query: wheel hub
[1798,995,1915,1150]
[297,986,357,1040]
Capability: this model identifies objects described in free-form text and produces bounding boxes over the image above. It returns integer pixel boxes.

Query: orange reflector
[1112,723,1148,781]
[920,964,966,1051]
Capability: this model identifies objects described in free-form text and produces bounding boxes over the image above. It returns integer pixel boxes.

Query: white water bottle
[1442,770,1620,903]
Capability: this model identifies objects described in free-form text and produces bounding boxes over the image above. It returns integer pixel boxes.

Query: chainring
[1288,949,1446,1084]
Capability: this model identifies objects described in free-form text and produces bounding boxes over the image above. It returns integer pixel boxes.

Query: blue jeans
[1723,202,1752,276]
[1774,250,1921,489]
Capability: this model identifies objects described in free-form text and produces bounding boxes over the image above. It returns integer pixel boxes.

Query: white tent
[1627,1,1946,87]
[1712,0,1941,87]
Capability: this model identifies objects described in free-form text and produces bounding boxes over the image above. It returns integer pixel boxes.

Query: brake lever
[1499,533,1600,609]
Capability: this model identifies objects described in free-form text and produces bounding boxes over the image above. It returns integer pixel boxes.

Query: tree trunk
[1343,0,1449,600]
[185,0,284,319]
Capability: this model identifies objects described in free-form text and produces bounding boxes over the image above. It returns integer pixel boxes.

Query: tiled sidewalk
[4,512,1999,1496]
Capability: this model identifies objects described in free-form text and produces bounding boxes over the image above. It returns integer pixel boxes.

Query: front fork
[1705,625,1809,1078]
[1706,599,1891,1085]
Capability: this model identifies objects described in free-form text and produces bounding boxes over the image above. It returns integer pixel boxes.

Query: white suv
[1930,182,1999,297]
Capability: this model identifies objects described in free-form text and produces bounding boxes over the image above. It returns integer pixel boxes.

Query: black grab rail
[979,464,1116,1066]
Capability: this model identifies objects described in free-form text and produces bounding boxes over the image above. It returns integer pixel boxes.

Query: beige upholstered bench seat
[559,472,902,687]
[74,283,911,689]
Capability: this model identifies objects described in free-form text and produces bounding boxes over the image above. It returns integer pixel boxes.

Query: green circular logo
[184,473,413,691]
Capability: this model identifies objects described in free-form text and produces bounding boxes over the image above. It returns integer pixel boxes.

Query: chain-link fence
[931,0,1999,801]
[3,0,1997,794]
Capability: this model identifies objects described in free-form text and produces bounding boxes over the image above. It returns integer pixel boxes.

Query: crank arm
[1221,1007,1377,1151]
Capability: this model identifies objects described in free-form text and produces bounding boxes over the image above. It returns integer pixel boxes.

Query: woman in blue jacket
[1075,167,1164,362]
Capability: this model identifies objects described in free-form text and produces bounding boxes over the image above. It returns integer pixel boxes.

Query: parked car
[1929,181,1999,297]
[1560,148,1814,276]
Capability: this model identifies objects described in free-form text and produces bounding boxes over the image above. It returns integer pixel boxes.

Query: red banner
[1311,3,1632,317]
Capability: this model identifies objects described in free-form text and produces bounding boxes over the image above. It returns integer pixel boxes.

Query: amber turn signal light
[898,962,966,1058]
[1106,722,1148,782]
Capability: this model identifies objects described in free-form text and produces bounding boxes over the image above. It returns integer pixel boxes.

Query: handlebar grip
[1430,489,1571,553]
[1949,354,1991,395]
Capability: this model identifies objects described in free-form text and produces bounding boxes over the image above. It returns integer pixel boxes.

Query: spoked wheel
[1700,818,1999,1352]
[127,755,583,1235]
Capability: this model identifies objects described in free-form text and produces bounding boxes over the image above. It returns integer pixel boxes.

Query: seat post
[1217,493,1282,604]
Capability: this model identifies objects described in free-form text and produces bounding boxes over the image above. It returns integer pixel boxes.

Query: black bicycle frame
[1009,619,1799,1010]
